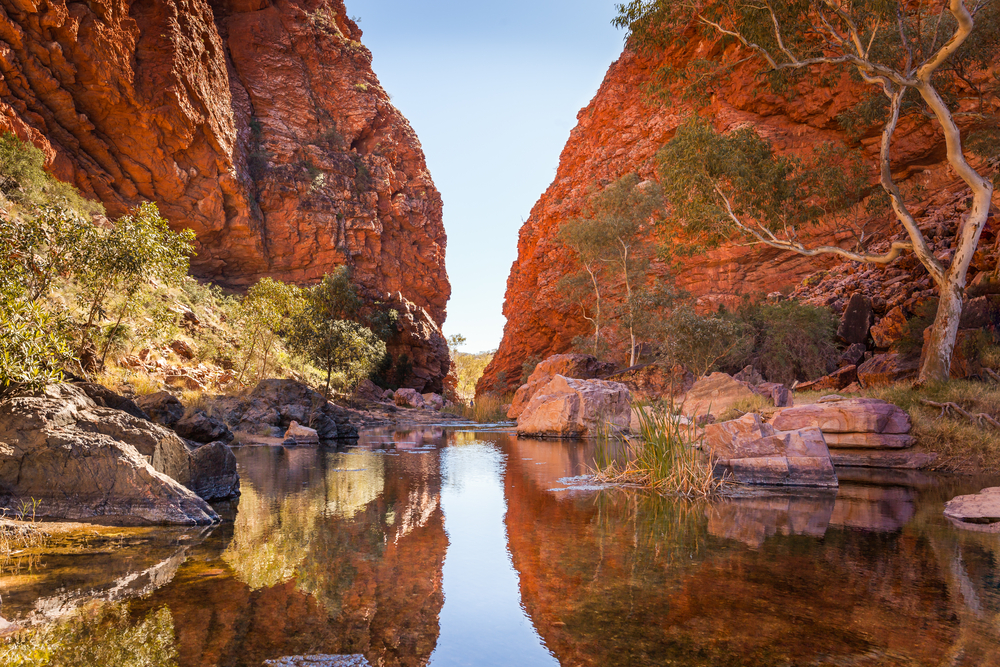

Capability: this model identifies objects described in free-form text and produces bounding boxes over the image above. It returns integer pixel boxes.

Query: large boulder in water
[0,385,227,525]
[516,375,631,438]
[508,354,616,420]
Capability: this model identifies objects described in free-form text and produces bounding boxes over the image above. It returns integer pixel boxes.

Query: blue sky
[349,0,625,353]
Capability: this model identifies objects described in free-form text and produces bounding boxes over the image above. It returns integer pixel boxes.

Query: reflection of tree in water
[129,443,446,667]
[222,450,386,594]
[502,436,1000,667]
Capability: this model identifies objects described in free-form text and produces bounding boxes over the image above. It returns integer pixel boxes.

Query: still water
[4,426,1000,666]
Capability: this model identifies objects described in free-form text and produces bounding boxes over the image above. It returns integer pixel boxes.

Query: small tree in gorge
[558,174,661,365]
[618,0,999,384]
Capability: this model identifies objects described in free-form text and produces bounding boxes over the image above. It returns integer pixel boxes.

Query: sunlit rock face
[479,30,998,394]
[0,0,449,389]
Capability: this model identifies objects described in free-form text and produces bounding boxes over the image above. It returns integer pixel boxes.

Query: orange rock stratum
[0,0,450,390]
[479,31,999,395]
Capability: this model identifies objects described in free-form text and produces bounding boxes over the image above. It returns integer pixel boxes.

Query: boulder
[75,382,149,420]
[516,375,631,438]
[353,379,385,402]
[680,373,757,419]
[837,294,874,344]
[771,398,911,434]
[136,391,185,428]
[703,414,837,487]
[0,385,225,525]
[795,365,857,393]
[606,364,694,402]
[283,421,320,445]
[839,343,866,367]
[856,353,920,387]
[422,392,445,411]
[382,389,395,401]
[959,295,1000,329]
[870,307,908,349]
[755,382,793,408]
[394,388,426,409]
[224,379,357,440]
[828,450,937,469]
[169,339,195,360]
[944,487,1000,531]
[733,365,764,386]
[507,354,616,419]
[174,409,234,444]
[186,441,240,501]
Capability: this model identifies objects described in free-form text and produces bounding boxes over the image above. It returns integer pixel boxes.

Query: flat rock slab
[944,487,1000,531]
[823,432,915,449]
[723,455,838,488]
[264,656,371,667]
[771,398,910,434]
[828,449,937,469]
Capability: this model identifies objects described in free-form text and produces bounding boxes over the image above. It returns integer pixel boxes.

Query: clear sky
[349,0,625,354]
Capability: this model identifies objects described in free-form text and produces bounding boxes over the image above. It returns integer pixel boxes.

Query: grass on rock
[443,393,510,423]
[592,405,724,499]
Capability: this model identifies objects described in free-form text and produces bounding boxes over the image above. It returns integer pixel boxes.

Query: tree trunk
[920,281,962,384]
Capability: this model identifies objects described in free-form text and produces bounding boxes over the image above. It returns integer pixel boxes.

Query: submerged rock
[284,421,320,445]
[516,375,630,438]
[264,656,371,667]
[944,487,1000,532]
[0,385,225,525]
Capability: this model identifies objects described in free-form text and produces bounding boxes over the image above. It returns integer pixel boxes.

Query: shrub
[0,132,103,216]
[655,306,749,379]
[0,294,70,396]
[725,300,838,385]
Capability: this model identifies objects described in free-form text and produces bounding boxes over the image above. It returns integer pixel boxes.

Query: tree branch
[712,184,914,265]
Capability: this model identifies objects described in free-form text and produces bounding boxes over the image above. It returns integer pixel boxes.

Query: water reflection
[3,428,1000,666]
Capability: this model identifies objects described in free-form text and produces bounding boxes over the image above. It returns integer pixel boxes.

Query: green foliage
[0,133,103,217]
[0,206,100,301]
[76,202,195,363]
[451,349,493,400]
[657,118,884,253]
[520,354,541,384]
[0,602,178,667]
[0,295,71,396]
[653,306,749,379]
[558,174,662,363]
[235,277,304,384]
[725,300,838,385]
[290,271,388,394]
[352,154,373,192]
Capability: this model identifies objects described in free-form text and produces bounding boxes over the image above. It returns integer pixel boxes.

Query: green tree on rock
[618,0,1000,384]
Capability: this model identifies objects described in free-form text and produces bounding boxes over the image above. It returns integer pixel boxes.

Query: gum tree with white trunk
[619,0,999,384]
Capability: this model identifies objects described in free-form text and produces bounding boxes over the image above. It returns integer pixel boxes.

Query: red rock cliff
[0,0,450,390]
[479,32,998,394]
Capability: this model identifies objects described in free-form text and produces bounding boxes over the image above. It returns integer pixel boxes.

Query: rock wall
[479,31,998,394]
[0,0,449,390]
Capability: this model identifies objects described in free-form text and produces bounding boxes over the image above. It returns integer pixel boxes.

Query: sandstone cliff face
[479,35,998,395]
[0,0,449,390]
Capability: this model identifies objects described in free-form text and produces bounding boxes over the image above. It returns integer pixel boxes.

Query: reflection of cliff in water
[132,432,447,667]
[502,435,1000,666]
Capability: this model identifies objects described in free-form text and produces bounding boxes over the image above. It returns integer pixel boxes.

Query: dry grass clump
[592,406,724,498]
[717,393,773,422]
[443,393,511,423]
[869,381,1000,472]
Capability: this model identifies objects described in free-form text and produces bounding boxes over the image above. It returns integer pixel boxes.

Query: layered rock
[507,354,615,420]
[0,0,450,390]
[481,26,999,394]
[0,384,232,525]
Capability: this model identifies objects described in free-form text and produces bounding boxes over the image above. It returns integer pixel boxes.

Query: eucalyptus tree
[617,0,1000,383]
[558,174,661,365]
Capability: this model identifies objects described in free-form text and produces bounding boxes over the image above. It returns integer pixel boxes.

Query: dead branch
[919,398,1000,429]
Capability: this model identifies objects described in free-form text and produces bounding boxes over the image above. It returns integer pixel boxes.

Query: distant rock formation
[0,0,449,390]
